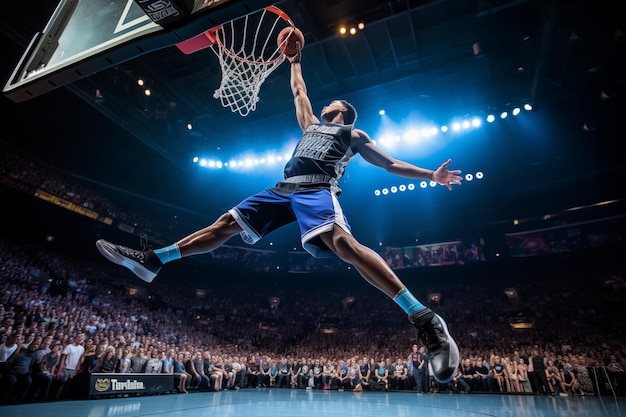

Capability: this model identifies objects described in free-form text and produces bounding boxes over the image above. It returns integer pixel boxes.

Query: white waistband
[284,174,332,184]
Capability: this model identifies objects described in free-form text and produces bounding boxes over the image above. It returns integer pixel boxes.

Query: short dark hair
[337,99,357,125]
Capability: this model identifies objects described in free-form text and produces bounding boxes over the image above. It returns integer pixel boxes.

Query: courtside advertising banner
[89,373,174,396]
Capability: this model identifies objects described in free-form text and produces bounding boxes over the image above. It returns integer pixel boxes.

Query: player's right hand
[287,42,302,64]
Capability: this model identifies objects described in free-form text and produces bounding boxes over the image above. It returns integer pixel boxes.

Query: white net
[210,6,293,116]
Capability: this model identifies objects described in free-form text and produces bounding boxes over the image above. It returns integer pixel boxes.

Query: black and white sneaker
[96,239,162,283]
[409,308,460,384]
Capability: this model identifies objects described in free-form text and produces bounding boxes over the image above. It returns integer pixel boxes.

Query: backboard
[3,0,274,103]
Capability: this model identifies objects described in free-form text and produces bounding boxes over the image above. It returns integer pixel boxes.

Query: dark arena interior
[0,0,625,416]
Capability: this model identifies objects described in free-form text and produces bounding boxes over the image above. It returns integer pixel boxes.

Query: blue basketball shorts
[228,187,352,258]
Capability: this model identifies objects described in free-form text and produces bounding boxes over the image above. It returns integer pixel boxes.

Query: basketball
[277,27,304,57]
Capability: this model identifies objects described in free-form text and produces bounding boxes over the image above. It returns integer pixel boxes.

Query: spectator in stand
[185,351,203,390]
[311,358,323,389]
[222,357,237,390]
[257,356,270,387]
[446,365,470,394]
[98,346,118,373]
[413,346,430,394]
[192,351,212,391]
[356,356,371,392]
[529,349,549,395]
[347,358,360,390]
[245,355,260,388]
[492,356,507,392]
[545,359,564,395]
[117,347,132,373]
[30,336,51,369]
[560,357,581,395]
[240,356,251,387]
[54,333,85,399]
[373,359,388,391]
[276,357,291,388]
[130,347,147,373]
[573,356,594,395]
[322,357,335,389]
[606,354,625,372]
[161,349,175,377]
[418,346,431,393]
[28,337,55,401]
[70,343,100,398]
[19,333,35,350]
[504,356,519,392]
[332,359,348,390]
[173,352,190,393]
[460,358,477,391]
[231,356,246,389]
[218,355,235,390]
[0,338,38,403]
[297,358,310,389]
[404,354,415,391]
[411,344,426,393]
[145,350,163,374]
[289,357,301,389]
[0,333,22,374]
[267,359,279,387]
[392,357,409,391]
[517,357,532,393]
[184,352,200,389]
[473,356,491,392]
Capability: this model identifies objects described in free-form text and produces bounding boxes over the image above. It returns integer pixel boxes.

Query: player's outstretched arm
[353,128,462,190]
[288,43,318,132]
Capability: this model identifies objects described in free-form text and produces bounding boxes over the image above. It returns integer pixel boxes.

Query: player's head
[337,100,357,124]
[321,99,357,125]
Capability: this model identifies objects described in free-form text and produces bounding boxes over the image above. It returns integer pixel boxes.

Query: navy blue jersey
[283,123,355,194]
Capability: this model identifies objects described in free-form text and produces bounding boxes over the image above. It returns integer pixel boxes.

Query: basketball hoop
[207,6,294,116]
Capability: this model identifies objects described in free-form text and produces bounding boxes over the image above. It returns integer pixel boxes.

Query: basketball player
[96,42,462,383]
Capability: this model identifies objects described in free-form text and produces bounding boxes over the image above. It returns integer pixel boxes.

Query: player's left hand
[433,159,462,190]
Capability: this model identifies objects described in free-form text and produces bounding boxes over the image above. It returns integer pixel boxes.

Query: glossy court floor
[3,389,625,417]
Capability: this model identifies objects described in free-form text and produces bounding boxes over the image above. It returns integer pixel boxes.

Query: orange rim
[212,5,295,66]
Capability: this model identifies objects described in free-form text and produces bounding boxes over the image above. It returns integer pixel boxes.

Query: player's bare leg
[176,213,243,256]
[96,212,242,282]
[320,225,459,383]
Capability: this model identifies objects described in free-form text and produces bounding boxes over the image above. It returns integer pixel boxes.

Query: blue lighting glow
[193,104,531,173]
